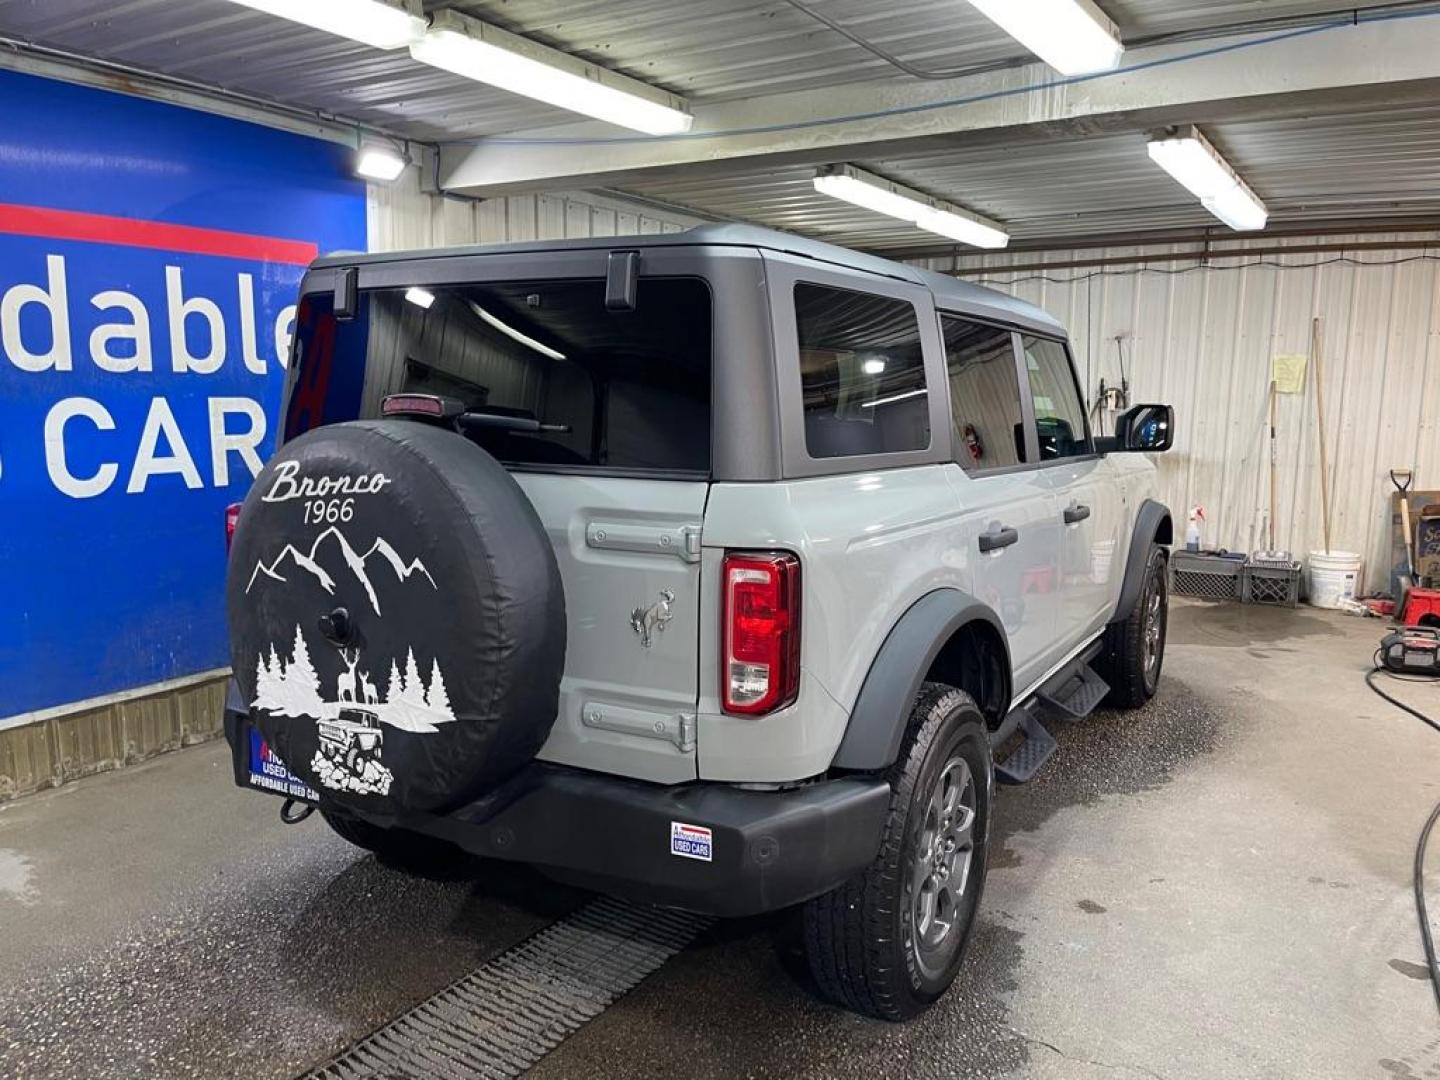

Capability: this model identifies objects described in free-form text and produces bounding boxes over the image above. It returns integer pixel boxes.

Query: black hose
[1366,663,1440,1015]
[1367,665,1440,735]
[1415,798,1440,1017]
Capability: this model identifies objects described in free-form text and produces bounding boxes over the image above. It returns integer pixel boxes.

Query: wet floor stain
[988,846,1022,869]
[991,676,1223,848]
[1388,958,1432,982]
[1076,899,1107,914]
[531,915,1034,1080]
[0,849,37,906]
[1166,603,1343,649]
[0,850,576,1080]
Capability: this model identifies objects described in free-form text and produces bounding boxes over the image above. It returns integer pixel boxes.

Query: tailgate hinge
[681,525,702,560]
[587,521,702,563]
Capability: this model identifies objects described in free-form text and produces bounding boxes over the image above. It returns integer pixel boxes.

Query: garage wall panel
[926,234,1440,587]
[367,172,701,251]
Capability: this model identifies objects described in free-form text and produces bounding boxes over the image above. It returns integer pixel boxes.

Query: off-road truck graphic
[224,225,1174,1020]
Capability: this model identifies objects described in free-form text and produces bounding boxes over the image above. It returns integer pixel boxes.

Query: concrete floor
[2,600,1439,1079]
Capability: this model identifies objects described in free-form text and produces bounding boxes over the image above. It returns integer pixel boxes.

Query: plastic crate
[1170,551,1244,601]
[1242,558,1302,607]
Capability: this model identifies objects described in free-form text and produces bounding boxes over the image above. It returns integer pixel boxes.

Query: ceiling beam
[870,216,1440,261]
[441,13,1440,197]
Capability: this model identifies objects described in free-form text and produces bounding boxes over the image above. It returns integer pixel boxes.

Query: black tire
[320,808,461,871]
[802,683,992,1021]
[1098,543,1168,708]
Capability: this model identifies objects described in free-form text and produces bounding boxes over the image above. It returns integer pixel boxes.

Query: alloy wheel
[909,756,977,976]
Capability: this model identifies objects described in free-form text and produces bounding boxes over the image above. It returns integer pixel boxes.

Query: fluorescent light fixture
[470,302,566,361]
[1203,183,1268,231]
[1146,132,1236,200]
[1148,126,1268,231]
[967,0,1123,75]
[862,357,887,375]
[861,388,928,409]
[813,165,1010,250]
[222,0,426,50]
[405,287,435,309]
[354,144,409,182]
[411,10,692,136]
[914,206,1012,250]
[813,171,928,221]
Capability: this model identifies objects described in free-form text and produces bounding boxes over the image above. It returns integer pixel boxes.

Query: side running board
[991,643,1110,785]
[1034,663,1109,720]
[993,706,1057,784]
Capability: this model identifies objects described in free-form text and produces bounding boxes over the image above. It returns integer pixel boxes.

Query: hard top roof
[315,223,1063,336]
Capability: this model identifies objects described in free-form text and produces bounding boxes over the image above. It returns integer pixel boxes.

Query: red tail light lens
[225,502,241,555]
[722,551,801,716]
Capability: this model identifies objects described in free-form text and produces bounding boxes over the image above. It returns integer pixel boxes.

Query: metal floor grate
[304,897,712,1080]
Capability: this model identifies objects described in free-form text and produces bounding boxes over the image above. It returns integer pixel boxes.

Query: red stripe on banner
[0,202,319,265]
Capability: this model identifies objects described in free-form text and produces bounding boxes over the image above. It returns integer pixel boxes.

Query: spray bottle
[1186,505,1206,553]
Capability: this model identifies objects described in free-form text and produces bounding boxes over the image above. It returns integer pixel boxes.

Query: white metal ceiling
[0,0,1411,140]
[615,103,1440,248]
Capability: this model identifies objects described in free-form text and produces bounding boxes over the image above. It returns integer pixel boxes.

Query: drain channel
[304,897,711,1080]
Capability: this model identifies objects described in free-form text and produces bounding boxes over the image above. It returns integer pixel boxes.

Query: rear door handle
[1063,504,1091,524]
[978,526,1019,553]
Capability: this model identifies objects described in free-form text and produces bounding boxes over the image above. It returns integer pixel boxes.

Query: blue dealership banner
[0,69,367,718]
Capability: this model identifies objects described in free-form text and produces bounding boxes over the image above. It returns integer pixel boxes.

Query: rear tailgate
[517,475,706,783]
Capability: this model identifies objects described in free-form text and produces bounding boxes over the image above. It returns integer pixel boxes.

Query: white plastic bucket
[1306,550,1363,609]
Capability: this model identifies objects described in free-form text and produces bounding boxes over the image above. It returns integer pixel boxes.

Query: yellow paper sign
[1272,354,1308,394]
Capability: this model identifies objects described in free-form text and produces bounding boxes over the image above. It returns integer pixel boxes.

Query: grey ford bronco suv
[224,225,1174,1020]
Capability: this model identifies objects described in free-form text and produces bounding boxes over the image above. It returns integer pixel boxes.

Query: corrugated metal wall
[919,235,1440,588]
[367,171,701,251]
[366,175,1439,590]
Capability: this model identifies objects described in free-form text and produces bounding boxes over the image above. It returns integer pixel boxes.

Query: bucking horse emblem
[630,589,676,648]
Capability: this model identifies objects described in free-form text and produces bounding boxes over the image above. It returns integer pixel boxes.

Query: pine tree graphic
[426,659,452,718]
[402,648,425,706]
[385,659,403,705]
[289,626,318,692]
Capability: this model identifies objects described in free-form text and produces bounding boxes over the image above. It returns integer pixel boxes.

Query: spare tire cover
[226,420,565,814]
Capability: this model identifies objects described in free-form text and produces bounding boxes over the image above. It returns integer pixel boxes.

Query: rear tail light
[225,502,241,555]
[722,551,801,716]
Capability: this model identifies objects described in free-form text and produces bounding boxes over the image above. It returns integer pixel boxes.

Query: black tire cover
[226,420,565,814]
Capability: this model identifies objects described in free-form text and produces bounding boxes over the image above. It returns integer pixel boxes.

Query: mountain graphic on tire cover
[245,525,437,617]
[226,420,567,815]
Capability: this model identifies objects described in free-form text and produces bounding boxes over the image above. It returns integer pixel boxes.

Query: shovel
[1392,468,1416,597]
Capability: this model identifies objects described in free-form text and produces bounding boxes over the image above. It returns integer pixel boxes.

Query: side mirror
[1115,403,1174,452]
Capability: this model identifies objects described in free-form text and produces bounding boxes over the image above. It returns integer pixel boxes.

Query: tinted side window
[942,316,1024,471]
[794,283,929,459]
[1021,335,1091,460]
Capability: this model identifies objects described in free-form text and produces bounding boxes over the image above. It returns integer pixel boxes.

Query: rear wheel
[802,683,992,1021]
[1098,543,1168,708]
[320,807,462,872]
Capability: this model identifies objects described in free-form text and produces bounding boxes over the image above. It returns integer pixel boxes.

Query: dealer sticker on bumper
[669,821,713,862]
[248,728,319,802]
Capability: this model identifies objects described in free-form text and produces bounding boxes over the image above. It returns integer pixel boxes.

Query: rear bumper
[225,694,889,917]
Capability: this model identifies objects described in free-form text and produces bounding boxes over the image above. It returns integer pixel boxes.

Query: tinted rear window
[285,277,712,474]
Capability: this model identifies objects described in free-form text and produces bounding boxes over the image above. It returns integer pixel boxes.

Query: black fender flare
[831,589,1010,772]
[1114,498,1173,623]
